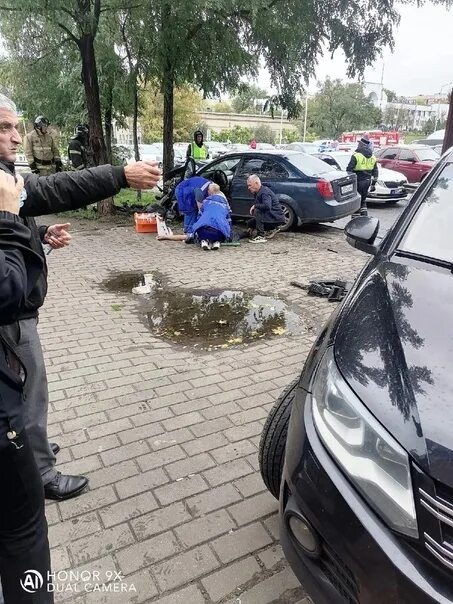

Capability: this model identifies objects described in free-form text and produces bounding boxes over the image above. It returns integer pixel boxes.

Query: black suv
[259,147,453,603]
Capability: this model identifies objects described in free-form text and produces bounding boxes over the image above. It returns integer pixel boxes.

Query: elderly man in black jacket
[0,93,160,501]
[246,174,286,243]
[0,169,53,603]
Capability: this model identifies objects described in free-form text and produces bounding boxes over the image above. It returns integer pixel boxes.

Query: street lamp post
[303,94,308,142]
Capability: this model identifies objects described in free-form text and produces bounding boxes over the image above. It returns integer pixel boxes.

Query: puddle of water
[102,273,301,348]
[102,272,146,293]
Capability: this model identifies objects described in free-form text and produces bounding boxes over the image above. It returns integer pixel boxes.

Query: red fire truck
[339,130,401,149]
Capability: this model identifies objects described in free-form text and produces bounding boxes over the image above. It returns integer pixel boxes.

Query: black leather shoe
[44,473,89,501]
[50,442,60,455]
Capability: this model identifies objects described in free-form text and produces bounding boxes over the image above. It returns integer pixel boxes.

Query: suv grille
[320,541,360,604]
[419,487,453,571]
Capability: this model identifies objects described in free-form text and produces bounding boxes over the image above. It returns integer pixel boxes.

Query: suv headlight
[312,348,418,538]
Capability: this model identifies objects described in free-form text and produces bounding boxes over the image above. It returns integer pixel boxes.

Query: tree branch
[93,0,101,35]
[56,21,80,45]
[30,37,73,65]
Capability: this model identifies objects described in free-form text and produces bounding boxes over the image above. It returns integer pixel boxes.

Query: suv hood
[335,258,453,487]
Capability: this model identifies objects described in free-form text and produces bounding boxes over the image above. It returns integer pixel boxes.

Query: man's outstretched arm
[21,162,160,217]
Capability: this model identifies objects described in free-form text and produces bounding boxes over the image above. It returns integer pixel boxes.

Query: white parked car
[283,142,319,155]
[124,144,163,168]
[316,151,409,203]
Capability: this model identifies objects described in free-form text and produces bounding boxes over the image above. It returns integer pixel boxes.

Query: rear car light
[317,179,335,199]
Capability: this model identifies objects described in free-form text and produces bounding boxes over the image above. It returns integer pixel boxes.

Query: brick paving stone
[234,473,267,498]
[224,567,302,604]
[149,584,205,604]
[152,545,220,591]
[165,452,216,480]
[100,491,159,528]
[136,444,186,472]
[185,484,242,517]
[70,524,135,565]
[182,432,229,456]
[116,467,169,499]
[84,460,138,489]
[211,522,273,563]
[131,502,192,540]
[228,491,278,526]
[59,485,117,521]
[116,531,180,575]
[174,509,236,548]
[210,440,256,464]
[202,556,261,602]
[147,428,193,450]
[154,474,209,506]
[203,459,254,487]
[191,416,233,437]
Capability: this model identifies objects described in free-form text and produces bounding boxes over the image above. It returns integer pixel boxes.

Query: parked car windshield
[287,153,333,177]
[399,162,453,264]
[415,147,439,161]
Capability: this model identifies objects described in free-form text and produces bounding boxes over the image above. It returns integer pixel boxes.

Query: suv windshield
[287,153,332,177]
[399,162,453,264]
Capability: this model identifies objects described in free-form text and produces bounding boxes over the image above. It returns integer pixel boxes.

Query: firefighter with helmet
[68,123,91,170]
[24,116,62,175]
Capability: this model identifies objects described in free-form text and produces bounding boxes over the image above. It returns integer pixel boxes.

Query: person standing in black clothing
[346,137,378,217]
[0,169,53,603]
[68,124,90,171]
[246,174,286,243]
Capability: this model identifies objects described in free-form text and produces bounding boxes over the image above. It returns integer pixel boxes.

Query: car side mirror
[345,216,380,255]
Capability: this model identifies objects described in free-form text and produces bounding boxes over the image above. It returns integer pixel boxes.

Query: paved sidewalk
[39,222,365,604]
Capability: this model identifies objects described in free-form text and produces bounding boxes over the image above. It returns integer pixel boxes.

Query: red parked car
[375,144,439,183]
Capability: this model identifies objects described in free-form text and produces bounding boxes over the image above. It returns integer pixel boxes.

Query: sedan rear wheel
[279,202,296,232]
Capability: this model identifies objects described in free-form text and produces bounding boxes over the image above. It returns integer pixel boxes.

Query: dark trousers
[248,214,282,237]
[0,430,52,603]
[357,179,371,208]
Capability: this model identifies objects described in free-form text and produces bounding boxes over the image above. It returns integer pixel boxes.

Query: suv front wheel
[259,378,297,499]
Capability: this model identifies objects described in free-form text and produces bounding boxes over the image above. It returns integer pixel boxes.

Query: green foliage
[141,85,202,142]
[253,125,275,144]
[210,101,233,113]
[384,88,398,103]
[231,84,269,113]
[306,79,382,138]
[211,126,254,143]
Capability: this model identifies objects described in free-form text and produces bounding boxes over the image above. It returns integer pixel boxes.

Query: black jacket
[0,212,43,442]
[254,185,286,224]
[68,136,89,170]
[0,161,128,320]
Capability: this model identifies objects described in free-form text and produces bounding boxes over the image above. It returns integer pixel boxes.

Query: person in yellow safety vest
[186,130,209,161]
[346,136,378,217]
[24,116,63,176]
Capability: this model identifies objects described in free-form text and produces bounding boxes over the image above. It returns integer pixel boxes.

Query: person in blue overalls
[188,184,232,250]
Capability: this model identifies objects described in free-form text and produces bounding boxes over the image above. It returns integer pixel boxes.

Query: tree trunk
[104,86,113,164]
[162,67,175,180]
[132,70,141,202]
[79,33,114,215]
[162,2,175,180]
[442,89,453,154]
